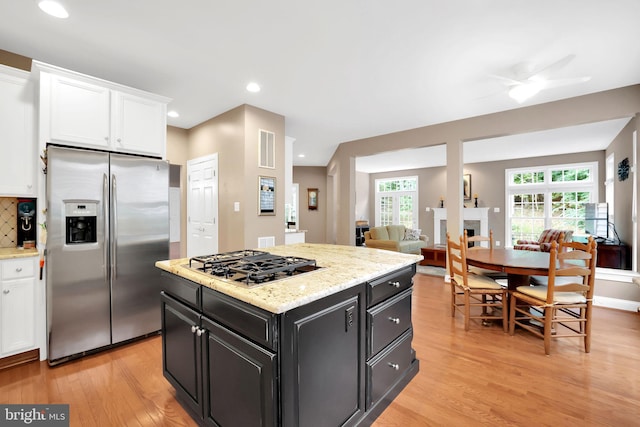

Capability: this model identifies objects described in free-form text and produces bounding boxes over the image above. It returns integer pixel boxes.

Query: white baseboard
[593,295,640,312]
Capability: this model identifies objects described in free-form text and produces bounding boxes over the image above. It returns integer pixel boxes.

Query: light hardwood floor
[1,273,639,426]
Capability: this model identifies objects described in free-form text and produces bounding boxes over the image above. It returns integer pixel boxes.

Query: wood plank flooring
[1,272,639,426]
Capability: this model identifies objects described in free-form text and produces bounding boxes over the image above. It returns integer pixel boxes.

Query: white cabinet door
[0,66,35,196]
[49,74,111,149]
[112,91,166,157]
[0,259,37,357]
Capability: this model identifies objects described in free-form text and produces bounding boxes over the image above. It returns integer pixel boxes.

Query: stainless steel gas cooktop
[187,249,320,286]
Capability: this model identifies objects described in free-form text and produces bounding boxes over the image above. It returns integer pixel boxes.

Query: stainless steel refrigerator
[46,145,169,364]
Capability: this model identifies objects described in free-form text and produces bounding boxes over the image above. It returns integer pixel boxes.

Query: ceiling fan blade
[526,54,576,79]
[542,76,591,89]
[488,74,524,86]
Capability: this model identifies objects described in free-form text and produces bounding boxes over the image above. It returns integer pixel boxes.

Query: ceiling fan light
[38,1,69,18]
[508,81,543,103]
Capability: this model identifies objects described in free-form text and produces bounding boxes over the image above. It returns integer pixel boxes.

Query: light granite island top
[155,243,422,313]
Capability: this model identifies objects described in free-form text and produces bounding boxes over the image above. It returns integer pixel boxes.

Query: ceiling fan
[491,54,591,103]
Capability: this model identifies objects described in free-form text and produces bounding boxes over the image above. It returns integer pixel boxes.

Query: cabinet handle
[15,267,22,273]
[105,136,109,141]
[387,362,400,370]
[2,290,9,295]
[389,281,400,288]
[196,328,204,337]
[388,317,400,324]
[191,325,197,334]
[117,138,122,143]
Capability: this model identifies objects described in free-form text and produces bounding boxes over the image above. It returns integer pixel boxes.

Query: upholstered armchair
[513,229,573,252]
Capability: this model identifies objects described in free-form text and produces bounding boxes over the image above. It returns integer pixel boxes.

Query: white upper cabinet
[33,61,171,158]
[0,65,35,196]
[49,74,111,148]
[112,91,166,156]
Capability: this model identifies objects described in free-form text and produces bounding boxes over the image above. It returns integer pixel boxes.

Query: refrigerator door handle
[111,173,118,280]
[103,172,109,280]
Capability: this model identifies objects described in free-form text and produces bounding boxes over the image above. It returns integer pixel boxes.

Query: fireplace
[433,208,489,246]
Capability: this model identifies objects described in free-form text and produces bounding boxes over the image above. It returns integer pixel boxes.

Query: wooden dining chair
[509,239,597,355]
[447,232,507,332]
[464,229,508,282]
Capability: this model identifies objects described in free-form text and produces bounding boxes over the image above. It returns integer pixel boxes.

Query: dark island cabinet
[160,262,418,427]
[161,293,202,416]
[202,316,277,427]
[161,291,277,426]
[280,286,365,427]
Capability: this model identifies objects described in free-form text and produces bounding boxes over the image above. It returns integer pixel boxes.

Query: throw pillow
[404,228,421,241]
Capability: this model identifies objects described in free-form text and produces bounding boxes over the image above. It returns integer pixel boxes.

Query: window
[506,162,598,246]
[374,176,418,228]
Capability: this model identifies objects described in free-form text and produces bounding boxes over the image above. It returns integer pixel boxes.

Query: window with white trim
[506,162,598,246]
[374,176,418,228]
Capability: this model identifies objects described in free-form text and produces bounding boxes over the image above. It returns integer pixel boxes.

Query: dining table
[465,248,552,290]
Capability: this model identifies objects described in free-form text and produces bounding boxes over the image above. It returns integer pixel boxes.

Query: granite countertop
[0,247,39,260]
[156,243,422,314]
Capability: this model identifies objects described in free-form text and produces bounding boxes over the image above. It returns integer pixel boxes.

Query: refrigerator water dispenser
[65,202,97,244]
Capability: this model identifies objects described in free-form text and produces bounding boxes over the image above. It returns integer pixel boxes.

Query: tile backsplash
[0,197,18,248]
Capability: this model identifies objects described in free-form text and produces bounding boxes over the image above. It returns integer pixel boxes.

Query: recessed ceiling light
[298,154,305,158]
[167,110,180,118]
[38,1,69,18]
[246,82,261,93]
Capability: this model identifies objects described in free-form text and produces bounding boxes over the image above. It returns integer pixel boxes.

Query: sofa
[364,224,428,254]
[513,229,573,252]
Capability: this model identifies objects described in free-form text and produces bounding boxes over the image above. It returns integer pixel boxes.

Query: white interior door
[187,154,218,257]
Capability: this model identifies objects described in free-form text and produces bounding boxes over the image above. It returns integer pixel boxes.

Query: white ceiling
[2,1,639,169]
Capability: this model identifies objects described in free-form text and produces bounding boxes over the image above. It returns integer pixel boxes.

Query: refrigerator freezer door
[110,153,169,343]
[47,147,111,361]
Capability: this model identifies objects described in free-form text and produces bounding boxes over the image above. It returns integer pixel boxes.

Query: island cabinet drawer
[367,265,415,307]
[368,288,412,357]
[201,287,278,351]
[367,328,413,410]
[1,258,35,280]
[160,272,200,310]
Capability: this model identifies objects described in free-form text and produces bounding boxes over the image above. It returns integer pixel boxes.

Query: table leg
[507,273,530,291]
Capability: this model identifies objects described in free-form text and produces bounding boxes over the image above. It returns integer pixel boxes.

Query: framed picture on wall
[463,174,472,200]
[259,176,276,215]
[308,188,318,210]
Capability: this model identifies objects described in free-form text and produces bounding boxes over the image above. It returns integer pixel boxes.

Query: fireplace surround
[432,208,490,246]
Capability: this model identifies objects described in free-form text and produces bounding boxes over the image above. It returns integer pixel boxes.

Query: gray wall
[368,150,605,248]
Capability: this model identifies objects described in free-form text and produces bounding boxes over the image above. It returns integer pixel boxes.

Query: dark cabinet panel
[202,286,278,350]
[367,265,415,307]
[281,286,365,427]
[202,317,277,427]
[161,292,202,416]
[368,288,412,357]
[367,329,414,409]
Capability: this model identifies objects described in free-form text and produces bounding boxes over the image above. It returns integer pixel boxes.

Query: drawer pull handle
[191,325,198,334]
[3,290,9,295]
[15,267,22,273]
[388,362,400,370]
[389,281,400,288]
[388,317,400,324]
[196,328,204,337]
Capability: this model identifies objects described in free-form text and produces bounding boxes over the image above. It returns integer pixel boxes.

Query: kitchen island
[156,243,421,427]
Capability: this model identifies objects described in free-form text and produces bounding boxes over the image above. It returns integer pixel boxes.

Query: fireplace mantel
[433,207,490,245]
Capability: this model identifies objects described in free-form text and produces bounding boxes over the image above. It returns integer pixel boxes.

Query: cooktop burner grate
[188,250,319,285]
